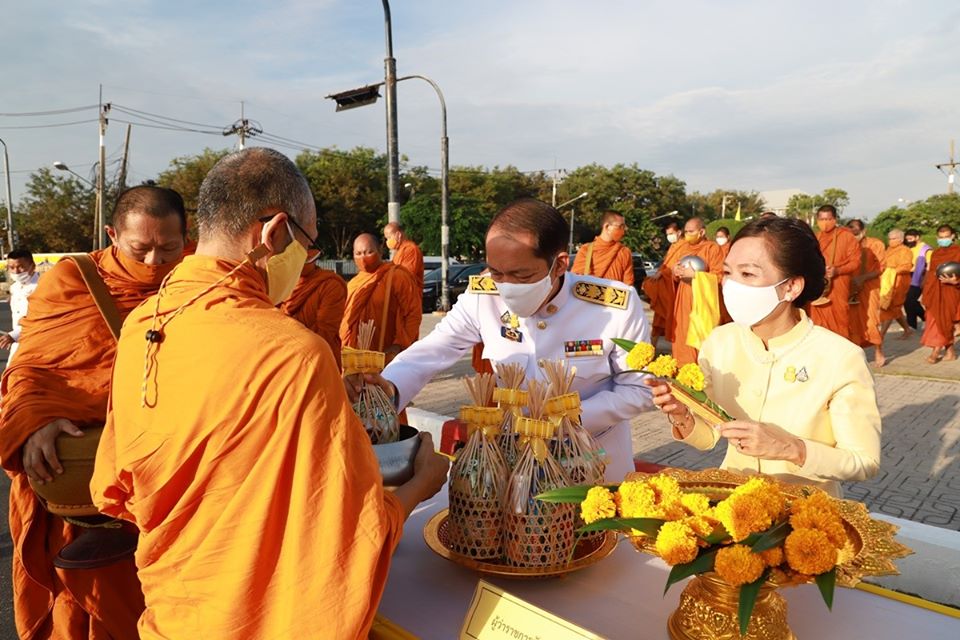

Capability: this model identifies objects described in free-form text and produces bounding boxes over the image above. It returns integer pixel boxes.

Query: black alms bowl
[936,262,960,279]
[373,425,421,487]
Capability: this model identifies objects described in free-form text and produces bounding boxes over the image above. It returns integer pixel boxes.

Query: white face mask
[716,237,728,246]
[722,278,789,327]
[496,260,556,318]
[666,233,679,244]
[11,271,33,285]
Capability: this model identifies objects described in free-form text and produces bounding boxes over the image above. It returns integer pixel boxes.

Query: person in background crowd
[904,229,931,331]
[643,221,684,350]
[714,226,731,260]
[384,222,424,295]
[920,225,960,364]
[280,254,347,369]
[809,205,861,340]
[847,219,884,366]
[1,248,40,364]
[571,211,635,285]
[878,229,915,344]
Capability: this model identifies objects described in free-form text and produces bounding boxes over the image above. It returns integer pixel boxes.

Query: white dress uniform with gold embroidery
[383,272,653,481]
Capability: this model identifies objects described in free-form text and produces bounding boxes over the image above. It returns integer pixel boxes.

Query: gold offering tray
[424,509,618,579]
[625,468,912,588]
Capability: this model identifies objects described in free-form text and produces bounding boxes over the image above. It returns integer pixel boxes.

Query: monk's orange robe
[340,263,421,353]
[91,255,404,639]
[642,242,683,338]
[471,343,494,375]
[280,266,347,369]
[0,246,175,639]
[717,242,732,323]
[182,239,198,256]
[718,242,731,261]
[849,243,883,348]
[571,237,635,285]
[920,245,960,348]
[810,227,861,341]
[666,240,724,366]
[392,239,424,291]
[879,244,914,322]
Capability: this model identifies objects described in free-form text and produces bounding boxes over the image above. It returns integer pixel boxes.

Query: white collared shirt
[8,271,40,342]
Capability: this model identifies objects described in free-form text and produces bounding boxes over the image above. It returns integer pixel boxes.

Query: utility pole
[936,139,958,195]
[117,124,132,194]
[382,0,400,226]
[0,136,14,252]
[720,194,733,219]
[550,168,566,207]
[97,86,110,250]
[223,103,262,150]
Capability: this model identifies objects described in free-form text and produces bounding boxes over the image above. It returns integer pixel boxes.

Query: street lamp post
[382,0,400,226]
[0,137,14,253]
[557,192,588,255]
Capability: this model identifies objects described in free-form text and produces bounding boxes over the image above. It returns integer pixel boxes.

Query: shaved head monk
[809,205,861,340]
[384,221,424,292]
[920,224,960,364]
[666,217,724,365]
[643,221,684,348]
[879,229,916,345]
[0,185,186,639]
[280,252,348,369]
[91,147,448,639]
[341,233,421,363]
[571,210,634,285]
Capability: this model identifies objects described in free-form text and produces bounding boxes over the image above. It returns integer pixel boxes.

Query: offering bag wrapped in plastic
[493,362,528,469]
[542,360,606,485]
[448,374,509,559]
[342,320,399,444]
[503,380,576,568]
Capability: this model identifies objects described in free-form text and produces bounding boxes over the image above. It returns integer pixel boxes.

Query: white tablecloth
[378,493,960,639]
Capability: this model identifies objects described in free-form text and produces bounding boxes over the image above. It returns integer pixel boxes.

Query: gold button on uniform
[536,321,547,330]
[545,304,558,315]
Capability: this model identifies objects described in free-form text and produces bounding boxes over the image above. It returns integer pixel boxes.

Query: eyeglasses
[258,214,323,257]
[608,222,628,230]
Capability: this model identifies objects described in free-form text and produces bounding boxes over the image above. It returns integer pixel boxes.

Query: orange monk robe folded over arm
[341,262,421,355]
[92,256,406,640]
[392,239,424,290]
[281,266,347,368]
[571,237,635,285]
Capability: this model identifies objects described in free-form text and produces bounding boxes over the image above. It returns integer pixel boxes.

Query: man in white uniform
[1,249,40,364]
[363,198,653,481]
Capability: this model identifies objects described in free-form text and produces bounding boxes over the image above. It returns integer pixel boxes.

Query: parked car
[422,256,460,273]
[422,263,487,312]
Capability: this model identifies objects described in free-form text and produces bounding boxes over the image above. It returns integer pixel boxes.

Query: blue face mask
[938,238,953,248]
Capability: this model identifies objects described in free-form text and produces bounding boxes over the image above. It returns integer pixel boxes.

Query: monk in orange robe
[281,262,347,368]
[341,234,421,363]
[920,225,960,363]
[847,220,884,365]
[0,185,186,639]
[809,205,861,340]
[571,211,634,285]
[90,148,448,640]
[642,222,683,348]
[384,222,424,291]
[879,229,915,342]
[667,217,724,366]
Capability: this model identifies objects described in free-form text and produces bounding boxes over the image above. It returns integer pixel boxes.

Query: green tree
[13,168,95,252]
[296,147,389,258]
[156,148,231,238]
[687,189,766,222]
[399,193,488,261]
[785,188,850,223]
[871,194,960,243]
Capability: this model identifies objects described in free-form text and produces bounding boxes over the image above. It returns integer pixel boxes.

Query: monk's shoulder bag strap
[64,254,123,343]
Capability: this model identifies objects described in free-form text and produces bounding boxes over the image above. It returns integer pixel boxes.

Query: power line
[111,118,223,136]
[0,118,99,130]
[111,104,224,130]
[0,105,98,117]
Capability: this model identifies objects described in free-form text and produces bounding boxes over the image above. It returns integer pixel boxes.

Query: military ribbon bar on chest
[565,339,603,357]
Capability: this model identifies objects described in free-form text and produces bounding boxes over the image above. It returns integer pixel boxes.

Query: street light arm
[557,192,589,209]
[382,0,394,56]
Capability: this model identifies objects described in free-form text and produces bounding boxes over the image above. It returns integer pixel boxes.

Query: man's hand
[22,419,84,484]
[394,433,450,519]
[825,266,836,280]
[939,273,960,286]
[343,372,397,404]
[0,333,13,349]
[384,344,403,364]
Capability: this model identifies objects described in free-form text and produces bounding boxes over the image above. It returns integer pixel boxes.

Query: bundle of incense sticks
[542,359,606,486]
[348,320,400,444]
[448,373,508,560]
[503,380,575,568]
[493,362,527,469]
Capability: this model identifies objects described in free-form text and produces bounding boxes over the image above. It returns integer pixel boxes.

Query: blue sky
[1,0,958,217]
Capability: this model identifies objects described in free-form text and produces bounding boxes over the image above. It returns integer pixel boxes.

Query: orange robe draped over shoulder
[571,238,635,285]
[810,227,861,341]
[642,242,683,337]
[920,246,960,348]
[667,241,724,366]
[91,255,404,640]
[280,266,347,368]
[340,263,421,353]
[0,246,171,639]
[880,244,914,322]
[849,241,883,348]
[392,239,424,291]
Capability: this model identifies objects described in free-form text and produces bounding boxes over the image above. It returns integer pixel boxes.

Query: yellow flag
[735,202,742,221]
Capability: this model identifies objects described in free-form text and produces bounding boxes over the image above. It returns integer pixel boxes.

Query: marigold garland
[715,493,773,542]
[675,363,706,391]
[646,354,680,378]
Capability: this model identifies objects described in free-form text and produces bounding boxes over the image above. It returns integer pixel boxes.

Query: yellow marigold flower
[789,492,847,549]
[617,480,657,519]
[675,363,705,391]
[626,342,656,371]
[580,486,617,524]
[681,492,712,517]
[655,520,700,565]
[715,493,773,542]
[784,528,838,576]
[684,515,715,539]
[646,354,679,378]
[648,474,681,500]
[759,546,784,568]
[732,477,787,521]
[714,544,766,587]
